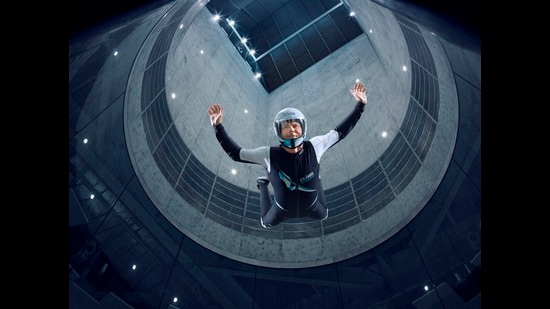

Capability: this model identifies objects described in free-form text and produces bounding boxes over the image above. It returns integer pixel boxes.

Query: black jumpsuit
[214,102,365,227]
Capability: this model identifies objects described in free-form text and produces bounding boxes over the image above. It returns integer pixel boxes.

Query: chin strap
[281,136,304,149]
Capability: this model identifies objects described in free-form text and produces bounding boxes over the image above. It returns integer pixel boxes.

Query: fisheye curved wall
[125,0,458,268]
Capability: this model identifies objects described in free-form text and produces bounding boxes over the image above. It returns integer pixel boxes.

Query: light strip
[227,19,257,61]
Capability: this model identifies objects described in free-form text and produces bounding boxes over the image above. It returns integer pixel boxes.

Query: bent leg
[257,177,276,228]
[257,178,272,219]
[308,201,328,221]
[257,178,286,227]
[262,203,286,227]
[308,180,328,221]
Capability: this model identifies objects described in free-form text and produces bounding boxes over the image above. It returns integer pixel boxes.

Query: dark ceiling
[205,0,364,92]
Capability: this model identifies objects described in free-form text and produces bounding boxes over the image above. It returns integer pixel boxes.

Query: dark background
[70,0,479,39]
[69,0,172,38]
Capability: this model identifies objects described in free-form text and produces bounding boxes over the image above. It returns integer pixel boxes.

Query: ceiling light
[231,169,237,175]
[241,37,247,44]
[83,138,88,144]
[213,14,220,21]
[349,11,355,16]
[402,65,407,72]
[254,72,261,79]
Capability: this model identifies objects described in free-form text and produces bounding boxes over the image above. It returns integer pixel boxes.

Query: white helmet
[273,108,307,149]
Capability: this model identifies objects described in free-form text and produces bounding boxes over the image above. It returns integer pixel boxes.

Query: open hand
[207,103,224,126]
[350,82,367,104]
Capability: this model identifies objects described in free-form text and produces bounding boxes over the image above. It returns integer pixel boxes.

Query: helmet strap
[282,137,303,149]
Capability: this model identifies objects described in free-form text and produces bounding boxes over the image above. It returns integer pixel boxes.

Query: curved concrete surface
[125,0,458,268]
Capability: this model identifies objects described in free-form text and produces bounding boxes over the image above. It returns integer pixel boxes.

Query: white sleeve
[309,130,340,163]
[239,146,271,171]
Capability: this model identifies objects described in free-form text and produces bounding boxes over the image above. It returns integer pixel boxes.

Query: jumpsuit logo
[278,171,315,192]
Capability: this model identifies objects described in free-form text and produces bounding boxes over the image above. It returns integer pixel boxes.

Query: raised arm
[334,82,368,140]
[208,103,257,164]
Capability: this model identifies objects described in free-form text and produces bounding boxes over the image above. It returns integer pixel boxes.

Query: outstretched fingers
[354,82,366,93]
[350,82,367,104]
[208,104,221,115]
[208,104,224,126]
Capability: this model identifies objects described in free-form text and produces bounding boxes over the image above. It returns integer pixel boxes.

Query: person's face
[281,120,302,139]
